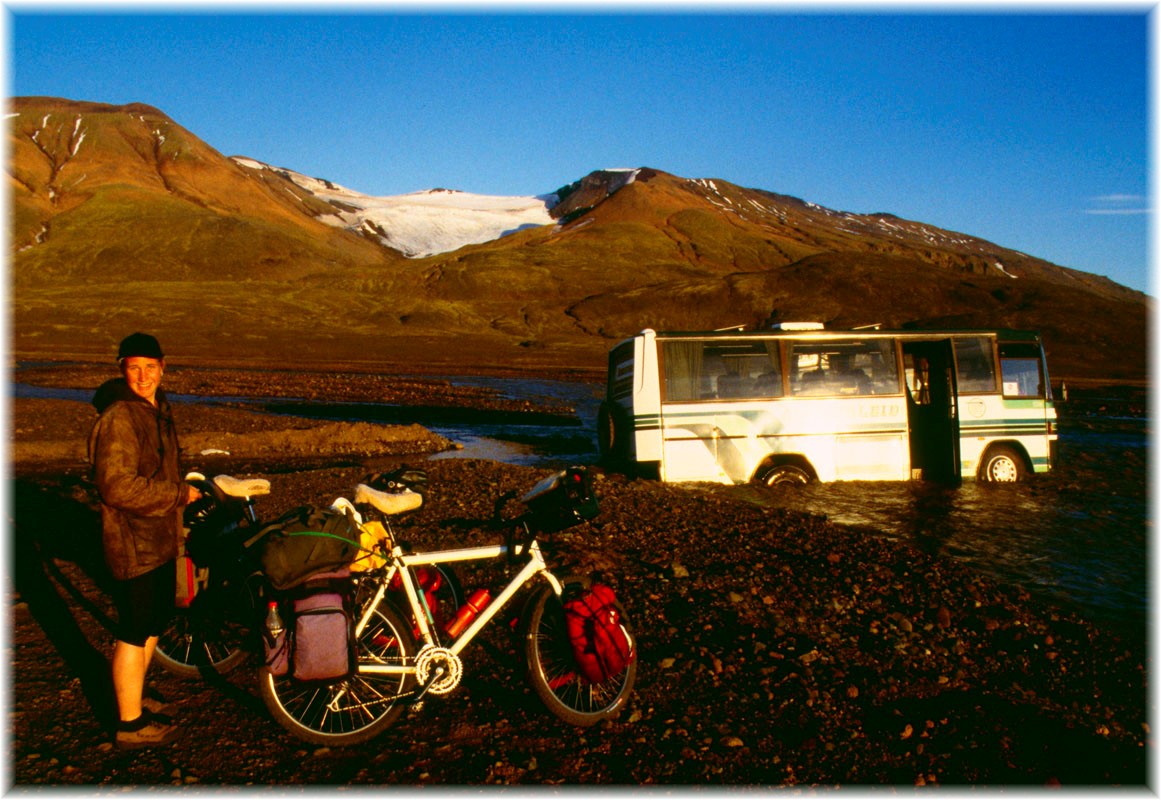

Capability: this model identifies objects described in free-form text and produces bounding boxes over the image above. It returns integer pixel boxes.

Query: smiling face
[121,356,164,406]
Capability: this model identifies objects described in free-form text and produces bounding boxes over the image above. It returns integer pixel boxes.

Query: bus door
[902,340,961,485]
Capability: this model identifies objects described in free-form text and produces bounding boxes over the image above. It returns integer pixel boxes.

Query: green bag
[256,505,361,591]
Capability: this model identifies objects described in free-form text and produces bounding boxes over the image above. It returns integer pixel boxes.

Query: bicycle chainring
[415,646,463,695]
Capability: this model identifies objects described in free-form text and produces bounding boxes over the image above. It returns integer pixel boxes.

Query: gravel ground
[6,368,1151,787]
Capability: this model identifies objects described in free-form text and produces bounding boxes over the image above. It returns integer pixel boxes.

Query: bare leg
[112,635,158,721]
[143,635,158,672]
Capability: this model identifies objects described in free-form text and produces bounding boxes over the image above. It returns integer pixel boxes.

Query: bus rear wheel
[758,464,812,486]
[597,402,630,464]
[979,445,1027,482]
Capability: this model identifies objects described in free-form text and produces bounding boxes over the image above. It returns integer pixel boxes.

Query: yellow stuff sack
[351,520,393,572]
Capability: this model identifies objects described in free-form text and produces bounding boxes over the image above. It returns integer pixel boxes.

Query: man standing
[88,333,200,749]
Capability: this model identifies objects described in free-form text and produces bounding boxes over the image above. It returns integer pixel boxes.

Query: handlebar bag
[183,483,248,570]
[523,468,600,534]
[563,583,635,684]
[257,505,361,591]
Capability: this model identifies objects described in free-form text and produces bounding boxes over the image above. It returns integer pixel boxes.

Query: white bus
[597,324,1057,485]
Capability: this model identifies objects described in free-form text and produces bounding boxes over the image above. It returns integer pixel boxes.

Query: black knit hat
[117,332,164,361]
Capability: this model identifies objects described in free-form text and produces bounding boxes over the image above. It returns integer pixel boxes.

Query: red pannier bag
[563,583,634,684]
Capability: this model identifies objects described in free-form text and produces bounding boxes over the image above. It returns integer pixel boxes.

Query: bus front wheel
[758,464,812,486]
[979,445,1027,483]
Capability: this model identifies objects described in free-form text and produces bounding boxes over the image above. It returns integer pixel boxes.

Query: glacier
[234,157,557,258]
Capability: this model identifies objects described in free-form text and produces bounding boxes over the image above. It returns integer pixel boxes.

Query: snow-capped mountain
[233,157,559,258]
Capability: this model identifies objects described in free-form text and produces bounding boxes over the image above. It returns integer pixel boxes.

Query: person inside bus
[829,354,872,395]
[753,370,782,397]
[716,371,748,398]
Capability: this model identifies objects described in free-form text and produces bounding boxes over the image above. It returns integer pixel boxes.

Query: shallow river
[726,453,1148,629]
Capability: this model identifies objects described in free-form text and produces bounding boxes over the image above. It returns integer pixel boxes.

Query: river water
[727,442,1148,629]
[14,376,1148,630]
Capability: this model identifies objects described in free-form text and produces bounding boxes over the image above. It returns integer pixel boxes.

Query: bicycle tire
[258,597,417,746]
[155,571,264,678]
[522,575,637,727]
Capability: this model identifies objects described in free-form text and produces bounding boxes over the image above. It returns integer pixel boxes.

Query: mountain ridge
[9,96,1148,381]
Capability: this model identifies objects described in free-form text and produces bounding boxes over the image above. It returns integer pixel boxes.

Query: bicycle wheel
[259,598,416,746]
[522,575,637,727]
[154,609,248,678]
[155,572,262,678]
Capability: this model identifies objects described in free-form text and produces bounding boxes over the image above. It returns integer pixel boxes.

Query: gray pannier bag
[265,569,356,684]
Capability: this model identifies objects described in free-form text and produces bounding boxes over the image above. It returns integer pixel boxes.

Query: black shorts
[113,560,176,647]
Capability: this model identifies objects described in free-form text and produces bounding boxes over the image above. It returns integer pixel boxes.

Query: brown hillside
[10,97,395,284]
[8,98,1149,382]
[567,252,1148,383]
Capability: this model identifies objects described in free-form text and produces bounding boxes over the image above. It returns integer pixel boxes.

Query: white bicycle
[258,467,638,746]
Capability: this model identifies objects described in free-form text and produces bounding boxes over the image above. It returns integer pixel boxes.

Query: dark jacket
[88,378,185,581]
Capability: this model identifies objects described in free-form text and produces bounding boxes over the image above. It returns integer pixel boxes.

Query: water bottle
[444,589,492,638]
[265,601,284,639]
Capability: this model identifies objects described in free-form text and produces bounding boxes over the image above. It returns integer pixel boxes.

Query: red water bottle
[444,589,492,638]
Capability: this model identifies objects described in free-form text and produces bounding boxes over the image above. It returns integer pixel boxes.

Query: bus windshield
[1000,342,1046,398]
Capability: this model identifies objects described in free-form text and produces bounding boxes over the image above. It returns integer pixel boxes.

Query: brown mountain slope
[10,97,395,284]
[553,169,1141,303]
[565,252,1148,383]
[8,98,1148,381]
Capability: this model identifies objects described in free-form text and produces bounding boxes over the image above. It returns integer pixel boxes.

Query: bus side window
[999,343,1044,398]
[662,341,706,402]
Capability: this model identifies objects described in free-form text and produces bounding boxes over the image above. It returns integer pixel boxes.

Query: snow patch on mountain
[994,261,1018,279]
[234,157,557,258]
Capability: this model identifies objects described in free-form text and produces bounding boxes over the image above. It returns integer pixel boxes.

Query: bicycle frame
[354,535,563,677]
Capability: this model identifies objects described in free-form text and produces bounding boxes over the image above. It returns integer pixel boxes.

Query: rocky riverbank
[6,366,1150,787]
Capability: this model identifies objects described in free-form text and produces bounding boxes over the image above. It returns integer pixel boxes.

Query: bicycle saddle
[212,474,272,499]
[354,484,423,516]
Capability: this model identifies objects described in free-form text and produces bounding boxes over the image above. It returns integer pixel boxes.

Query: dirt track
[7,367,1150,787]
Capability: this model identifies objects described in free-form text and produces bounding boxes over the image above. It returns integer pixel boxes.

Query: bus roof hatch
[770,322,825,331]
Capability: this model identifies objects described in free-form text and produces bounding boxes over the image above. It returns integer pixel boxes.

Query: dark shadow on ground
[10,476,119,730]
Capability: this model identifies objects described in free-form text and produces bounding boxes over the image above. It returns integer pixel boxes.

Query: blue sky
[8,7,1152,293]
